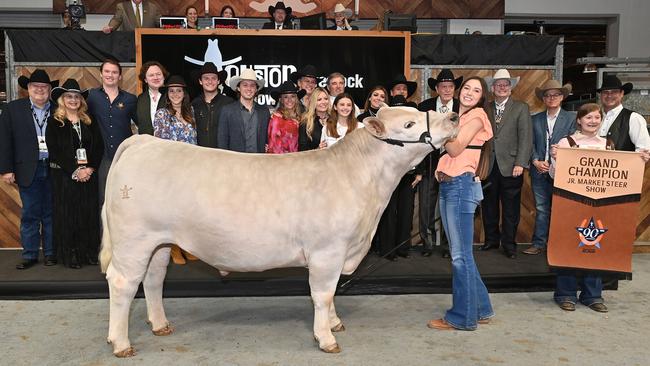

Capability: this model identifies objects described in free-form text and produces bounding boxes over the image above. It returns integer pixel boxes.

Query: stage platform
[0,246,623,300]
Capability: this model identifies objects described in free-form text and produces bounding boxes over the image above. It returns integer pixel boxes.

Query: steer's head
[363,106,459,149]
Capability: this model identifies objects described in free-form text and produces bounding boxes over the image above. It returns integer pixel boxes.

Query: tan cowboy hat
[228,68,265,90]
[485,69,520,89]
[534,79,572,100]
[333,3,353,18]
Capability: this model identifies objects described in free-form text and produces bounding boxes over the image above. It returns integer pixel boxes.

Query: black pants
[481,161,523,253]
[377,174,416,258]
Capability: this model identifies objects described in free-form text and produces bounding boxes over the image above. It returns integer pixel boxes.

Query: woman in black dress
[356,86,387,122]
[298,87,330,151]
[46,79,103,268]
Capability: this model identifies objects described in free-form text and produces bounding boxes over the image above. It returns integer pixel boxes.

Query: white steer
[100,106,458,357]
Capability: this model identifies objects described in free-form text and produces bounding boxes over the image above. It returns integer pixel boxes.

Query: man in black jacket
[261,2,294,30]
[417,69,462,257]
[0,70,58,269]
[192,62,233,148]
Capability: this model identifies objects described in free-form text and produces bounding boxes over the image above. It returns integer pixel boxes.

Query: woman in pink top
[428,76,494,331]
[267,81,305,154]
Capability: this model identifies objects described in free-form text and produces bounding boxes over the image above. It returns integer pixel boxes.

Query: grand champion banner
[136,29,410,107]
[548,148,645,273]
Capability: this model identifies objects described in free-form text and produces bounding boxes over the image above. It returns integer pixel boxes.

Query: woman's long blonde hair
[300,87,330,140]
[53,94,92,127]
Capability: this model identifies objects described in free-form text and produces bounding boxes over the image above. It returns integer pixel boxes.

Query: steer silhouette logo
[575,217,608,249]
[184,39,242,70]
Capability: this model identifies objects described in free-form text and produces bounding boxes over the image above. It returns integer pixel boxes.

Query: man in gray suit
[217,69,270,153]
[480,69,532,259]
[524,80,575,255]
[102,0,161,33]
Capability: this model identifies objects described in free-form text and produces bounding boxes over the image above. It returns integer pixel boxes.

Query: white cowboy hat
[228,68,265,90]
[485,69,520,89]
[333,3,353,18]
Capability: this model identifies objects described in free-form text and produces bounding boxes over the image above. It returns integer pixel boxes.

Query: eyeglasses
[493,83,510,89]
[543,93,563,99]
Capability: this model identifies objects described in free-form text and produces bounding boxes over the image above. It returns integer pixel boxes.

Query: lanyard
[71,122,84,149]
[30,104,50,136]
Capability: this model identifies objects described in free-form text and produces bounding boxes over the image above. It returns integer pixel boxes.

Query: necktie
[495,105,503,124]
[135,5,142,27]
[276,24,281,30]
[439,105,448,114]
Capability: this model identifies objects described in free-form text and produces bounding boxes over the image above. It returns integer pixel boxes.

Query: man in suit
[524,80,575,255]
[327,3,358,30]
[480,69,532,259]
[0,70,58,269]
[261,2,294,30]
[192,62,234,148]
[135,61,168,136]
[417,69,462,257]
[102,0,161,33]
[217,69,270,153]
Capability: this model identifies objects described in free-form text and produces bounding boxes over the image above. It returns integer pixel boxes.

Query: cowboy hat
[485,69,520,89]
[596,75,633,95]
[428,68,463,90]
[229,68,265,90]
[389,95,417,108]
[333,3,353,18]
[386,74,417,98]
[164,75,188,88]
[268,1,292,16]
[289,65,319,84]
[18,69,59,90]
[270,81,307,102]
[534,79,572,100]
[50,78,88,102]
[197,62,227,85]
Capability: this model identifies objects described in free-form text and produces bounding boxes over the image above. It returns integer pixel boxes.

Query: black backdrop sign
[139,30,409,107]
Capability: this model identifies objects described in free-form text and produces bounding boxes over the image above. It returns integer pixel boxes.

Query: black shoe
[478,243,499,251]
[441,250,451,259]
[87,257,99,265]
[44,256,57,266]
[385,255,398,262]
[16,259,38,270]
[69,262,82,269]
[396,251,410,259]
[421,250,433,257]
[504,251,517,259]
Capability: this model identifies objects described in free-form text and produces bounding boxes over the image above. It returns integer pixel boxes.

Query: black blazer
[416,97,460,175]
[136,89,166,136]
[298,116,324,151]
[45,117,104,175]
[217,101,270,153]
[417,96,460,113]
[262,21,294,29]
[0,98,54,187]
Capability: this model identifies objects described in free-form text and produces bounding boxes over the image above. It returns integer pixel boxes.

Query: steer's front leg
[308,262,343,353]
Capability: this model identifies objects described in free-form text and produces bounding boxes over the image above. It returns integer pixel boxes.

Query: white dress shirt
[148,88,160,123]
[600,104,650,150]
[435,98,454,113]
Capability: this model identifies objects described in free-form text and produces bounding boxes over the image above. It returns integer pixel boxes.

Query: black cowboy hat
[197,62,227,85]
[18,69,59,90]
[596,75,633,95]
[50,78,88,102]
[270,80,307,102]
[389,95,417,108]
[386,74,417,98]
[428,69,463,90]
[289,65,318,84]
[269,1,292,16]
[162,75,188,92]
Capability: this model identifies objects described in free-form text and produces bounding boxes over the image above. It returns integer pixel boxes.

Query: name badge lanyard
[71,122,88,165]
[31,105,50,140]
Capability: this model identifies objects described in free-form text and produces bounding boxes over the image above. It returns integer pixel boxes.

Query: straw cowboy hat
[428,68,463,90]
[228,68,265,90]
[534,79,572,100]
[596,75,633,95]
[50,78,88,101]
[18,69,59,89]
[485,69,520,89]
[333,3,353,18]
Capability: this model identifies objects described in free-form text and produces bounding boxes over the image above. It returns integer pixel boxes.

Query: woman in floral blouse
[267,81,305,154]
[152,75,197,264]
[153,75,197,145]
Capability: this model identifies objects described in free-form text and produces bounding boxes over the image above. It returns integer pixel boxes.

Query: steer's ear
[363,117,388,139]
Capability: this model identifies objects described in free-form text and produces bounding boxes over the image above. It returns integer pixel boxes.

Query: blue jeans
[554,269,604,306]
[530,169,553,249]
[18,160,53,260]
[439,173,493,330]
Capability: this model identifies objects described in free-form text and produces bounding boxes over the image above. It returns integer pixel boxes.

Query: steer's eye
[404,121,416,129]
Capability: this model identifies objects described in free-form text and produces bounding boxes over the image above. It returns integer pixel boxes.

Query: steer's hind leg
[106,253,151,357]
[329,300,345,332]
[143,245,173,336]
[309,261,344,353]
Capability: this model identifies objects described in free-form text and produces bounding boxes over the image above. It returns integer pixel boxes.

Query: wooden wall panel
[53,0,504,19]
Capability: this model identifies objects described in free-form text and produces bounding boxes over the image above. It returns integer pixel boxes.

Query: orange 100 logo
[575,217,608,250]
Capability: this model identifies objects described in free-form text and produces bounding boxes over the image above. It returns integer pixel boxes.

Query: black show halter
[373,110,437,149]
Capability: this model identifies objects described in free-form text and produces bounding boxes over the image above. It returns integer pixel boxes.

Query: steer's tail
[99,135,150,273]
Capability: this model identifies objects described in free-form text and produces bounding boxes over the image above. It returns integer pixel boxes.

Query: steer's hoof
[331,322,346,332]
[321,343,341,353]
[114,346,136,358]
[152,324,174,336]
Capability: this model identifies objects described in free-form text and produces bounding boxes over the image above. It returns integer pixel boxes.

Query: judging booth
[1,28,646,299]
